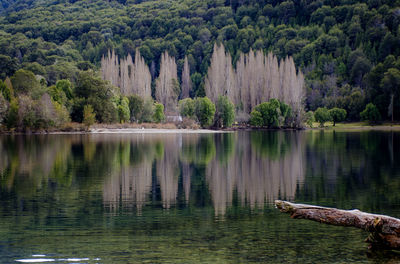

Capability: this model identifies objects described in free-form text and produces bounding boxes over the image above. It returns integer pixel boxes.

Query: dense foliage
[0,0,400,129]
[250,99,291,128]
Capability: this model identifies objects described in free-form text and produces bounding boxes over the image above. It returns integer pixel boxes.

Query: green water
[0,130,400,263]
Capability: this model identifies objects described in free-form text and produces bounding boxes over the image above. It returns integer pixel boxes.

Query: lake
[0,130,399,263]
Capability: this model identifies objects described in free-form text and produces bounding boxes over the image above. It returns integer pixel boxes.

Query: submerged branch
[275,200,400,250]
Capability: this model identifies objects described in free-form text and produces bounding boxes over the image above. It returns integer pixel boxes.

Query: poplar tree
[205,44,305,126]
[101,49,151,98]
[181,56,192,99]
[204,43,237,105]
[155,51,179,112]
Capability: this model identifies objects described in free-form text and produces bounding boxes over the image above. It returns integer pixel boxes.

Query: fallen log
[275,200,400,250]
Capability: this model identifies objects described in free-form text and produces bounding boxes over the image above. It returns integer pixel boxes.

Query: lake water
[0,130,400,263]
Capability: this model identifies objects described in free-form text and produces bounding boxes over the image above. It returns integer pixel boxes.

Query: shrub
[195,97,216,128]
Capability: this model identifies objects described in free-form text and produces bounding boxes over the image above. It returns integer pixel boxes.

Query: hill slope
[0,0,400,119]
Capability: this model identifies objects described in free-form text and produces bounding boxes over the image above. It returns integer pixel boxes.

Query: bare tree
[133,49,152,98]
[204,43,237,105]
[101,49,151,98]
[101,50,120,87]
[205,44,305,123]
[155,51,179,112]
[181,55,192,99]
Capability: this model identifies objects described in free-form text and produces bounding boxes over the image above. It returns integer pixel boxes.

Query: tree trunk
[275,200,400,250]
[391,93,394,125]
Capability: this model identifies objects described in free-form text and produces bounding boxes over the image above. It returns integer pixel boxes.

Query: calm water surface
[0,130,400,263]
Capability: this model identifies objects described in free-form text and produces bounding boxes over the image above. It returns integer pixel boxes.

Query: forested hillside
[0,0,400,129]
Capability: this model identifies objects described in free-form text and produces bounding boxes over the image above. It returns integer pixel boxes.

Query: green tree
[179,98,195,118]
[215,96,235,128]
[53,101,70,127]
[381,68,400,122]
[118,96,130,123]
[56,79,73,100]
[0,55,18,79]
[153,103,165,123]
[48,84,68,107]
[360,103,381,124]
[83,104,96,129]
[141,98,154,123]
[328,108,347,126]
[75,70,118,123]
[11,69,41,95]
[195,97,216,128]
[314,107,331,127]
[128,95,144,123]
[252,99,283,128]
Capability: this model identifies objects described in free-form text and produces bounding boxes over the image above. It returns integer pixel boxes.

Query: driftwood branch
[275,200,400,250]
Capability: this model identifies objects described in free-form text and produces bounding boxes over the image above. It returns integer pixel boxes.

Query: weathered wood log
[275,200,400,250]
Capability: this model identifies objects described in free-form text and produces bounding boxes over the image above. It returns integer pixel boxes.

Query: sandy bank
[89,128,228,134]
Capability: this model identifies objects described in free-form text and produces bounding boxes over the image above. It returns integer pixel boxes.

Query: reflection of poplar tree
[156,137,179,209]
[205,132,305,215]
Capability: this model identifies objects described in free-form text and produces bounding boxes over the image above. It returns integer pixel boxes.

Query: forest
[0,0,400,130]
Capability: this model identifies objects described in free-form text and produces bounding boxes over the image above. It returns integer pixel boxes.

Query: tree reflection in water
[99,131,305,216]
[1,131,399,217]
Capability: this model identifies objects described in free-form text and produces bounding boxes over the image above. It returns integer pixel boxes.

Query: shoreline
[88,128,228,134]
[307,122,400,132]
[1,122,400,135]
